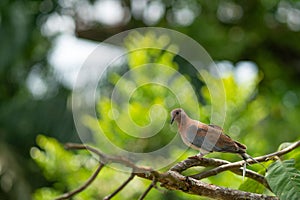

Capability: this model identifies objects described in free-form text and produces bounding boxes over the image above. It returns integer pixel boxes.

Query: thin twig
[191,141,300,180]
[54,162,104,200]
[65,143,153,173]
[252,140,300,161]
[138,177,157,200]
[103,173,135,200]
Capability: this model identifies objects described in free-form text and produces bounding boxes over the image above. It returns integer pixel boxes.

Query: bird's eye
[176,111,179,115]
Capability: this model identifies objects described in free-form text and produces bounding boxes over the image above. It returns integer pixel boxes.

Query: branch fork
[54,141,300,200]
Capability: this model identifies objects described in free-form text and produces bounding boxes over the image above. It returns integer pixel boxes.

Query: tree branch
[65,143,153,173]
[54,162,104,200]
[61,142,299,200]
[190,141,300,180]
[170,157,270,190]
[164,171,278,200]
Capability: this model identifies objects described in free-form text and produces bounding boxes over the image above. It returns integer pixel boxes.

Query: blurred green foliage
[32,135,192,200]
[0,0,79,199]
[31,31,300,199]
[95,32,180,153]
[1,0,300,199]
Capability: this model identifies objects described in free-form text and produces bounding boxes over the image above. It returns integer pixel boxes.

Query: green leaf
[266,159,300,200]
[279,143,300,170]
[277,142,294,151]
[238,178,265,194]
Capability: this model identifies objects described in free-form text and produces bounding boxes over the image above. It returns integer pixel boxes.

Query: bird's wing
[213,132,244,153]
[185,124,207,150]
[208,124,223,131]
[185,123,245,153]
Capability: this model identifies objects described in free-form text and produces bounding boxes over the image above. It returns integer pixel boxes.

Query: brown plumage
[170,108,249,160]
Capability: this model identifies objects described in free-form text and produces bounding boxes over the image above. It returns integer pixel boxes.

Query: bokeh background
[1,0,300,199]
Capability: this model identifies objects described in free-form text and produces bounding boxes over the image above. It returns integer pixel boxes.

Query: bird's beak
[170,116,175,124]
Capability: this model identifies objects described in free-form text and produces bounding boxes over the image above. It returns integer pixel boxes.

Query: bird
[170,108,260,179]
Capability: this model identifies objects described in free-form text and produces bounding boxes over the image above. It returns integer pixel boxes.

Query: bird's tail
[240,153,265,167]
[241,153,256,163]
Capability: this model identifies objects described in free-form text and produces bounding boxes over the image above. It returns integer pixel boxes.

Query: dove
[170,108,260,179]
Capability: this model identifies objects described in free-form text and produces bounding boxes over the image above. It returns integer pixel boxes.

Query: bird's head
[170,108,185,125]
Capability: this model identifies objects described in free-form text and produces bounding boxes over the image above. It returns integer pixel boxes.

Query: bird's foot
[188,154,203,160]
[188,155,199,159]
